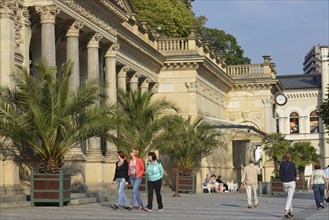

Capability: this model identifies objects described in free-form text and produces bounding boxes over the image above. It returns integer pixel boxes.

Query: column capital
[87,33,103,48]
[130,72,141,83]
[36,5,60,24]
[118,65,129,77]
[105,43,120,57]
[66,20,84,37]
[262,99,274,107]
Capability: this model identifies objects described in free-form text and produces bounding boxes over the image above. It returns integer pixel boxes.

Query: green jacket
[146,160,163,181]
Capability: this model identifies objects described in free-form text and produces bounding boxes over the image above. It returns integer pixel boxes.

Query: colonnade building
[1,0,328,194]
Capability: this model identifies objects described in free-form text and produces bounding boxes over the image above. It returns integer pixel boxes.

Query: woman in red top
[128,149,145,210]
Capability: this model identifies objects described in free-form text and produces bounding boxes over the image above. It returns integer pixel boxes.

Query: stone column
[66,20,83,90]
[35,5,60,66]
[0,1,16,88]
[20,7,31,71]
[104,43,119,104]
[320,46,329,166]
[117,66,128,92]
[0,0,21,192]
[85,33,104,190]
[130,72,140,92]
[103,43,120,186]
[141,78,150,93]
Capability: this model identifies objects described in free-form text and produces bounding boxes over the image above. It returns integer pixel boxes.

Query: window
[275,113,280,133]
[310,111,319,133]
[290,112,299,133]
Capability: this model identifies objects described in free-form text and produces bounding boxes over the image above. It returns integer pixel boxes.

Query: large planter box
[177,175,196,194]
[30,170,71,206]
[269,176,308,195]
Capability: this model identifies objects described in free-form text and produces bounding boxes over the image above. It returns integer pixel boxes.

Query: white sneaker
[158,208,164,212]
[144,207,152,212]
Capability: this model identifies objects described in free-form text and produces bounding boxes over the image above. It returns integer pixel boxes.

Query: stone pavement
[0,191,328,220]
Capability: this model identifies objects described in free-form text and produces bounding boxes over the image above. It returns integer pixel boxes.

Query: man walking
[241,158,261,209]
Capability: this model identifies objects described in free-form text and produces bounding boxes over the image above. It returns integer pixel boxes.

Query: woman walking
[128,149,145,210]
[279,153,297,218]
[112,151,131,210]
[310,163,328,209]
[144,152,164,212]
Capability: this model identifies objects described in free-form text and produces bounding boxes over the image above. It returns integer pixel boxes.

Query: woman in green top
[144,152,164,212]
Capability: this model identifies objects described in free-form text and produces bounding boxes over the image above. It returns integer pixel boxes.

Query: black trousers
[146,178,163,210]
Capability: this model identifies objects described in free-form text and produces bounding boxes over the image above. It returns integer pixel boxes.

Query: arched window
[310,111,319,133]
[290,112,299,133]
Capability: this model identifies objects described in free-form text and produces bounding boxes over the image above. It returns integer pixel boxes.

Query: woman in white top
[309,163,328,209]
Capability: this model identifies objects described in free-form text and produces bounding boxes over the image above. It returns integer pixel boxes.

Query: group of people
[241,153,329,219]
[203,174,229,193]
[112,149,164,212]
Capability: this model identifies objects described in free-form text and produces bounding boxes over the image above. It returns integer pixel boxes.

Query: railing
[226,64,265,78]
[157,38,189,52]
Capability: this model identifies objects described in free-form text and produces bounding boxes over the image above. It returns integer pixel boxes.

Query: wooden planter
[177,174,196,194]
[269,176,308,195]
[30,170,71,206]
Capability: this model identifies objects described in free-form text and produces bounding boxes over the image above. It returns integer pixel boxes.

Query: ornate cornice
[117,31,164,66]
[35,5,60,23]
[163,62,199,70]
[232,83,274,90]
[0,0,17,11]
[61,0,117,36]
[98,0,129,22]
[286,92,319,99]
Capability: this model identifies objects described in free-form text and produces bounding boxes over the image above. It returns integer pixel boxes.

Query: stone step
[0,195,27,203]
[0,201,30,208]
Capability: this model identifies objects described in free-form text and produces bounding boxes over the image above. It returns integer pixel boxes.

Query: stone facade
[0,0,328,194]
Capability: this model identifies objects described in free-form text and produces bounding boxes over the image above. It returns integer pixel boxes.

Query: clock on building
[275,93,287,106]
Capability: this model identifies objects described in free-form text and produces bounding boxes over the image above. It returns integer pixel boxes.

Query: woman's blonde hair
[130,148,139,157]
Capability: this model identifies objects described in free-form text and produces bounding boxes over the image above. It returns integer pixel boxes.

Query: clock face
[275,94,287,106]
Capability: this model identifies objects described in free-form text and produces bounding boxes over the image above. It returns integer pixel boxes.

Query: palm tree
[262,133,291,177]
[290,141,320,181]
[115,89,178,158]
[157,116,224,176]
[0,60,117,173]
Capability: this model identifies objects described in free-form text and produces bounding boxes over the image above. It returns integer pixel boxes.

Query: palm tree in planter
[262,132,291,178]
[157,116,224,193]
[115,89,178,158]
[0,60,117,206]
[290,141,320,183]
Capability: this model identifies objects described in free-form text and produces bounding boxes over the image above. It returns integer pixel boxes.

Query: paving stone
[0,191,328,219]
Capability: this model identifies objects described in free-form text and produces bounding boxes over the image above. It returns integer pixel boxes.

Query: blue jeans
[116,178,128,207]
[130,176,143,207]
[312,184,325,208]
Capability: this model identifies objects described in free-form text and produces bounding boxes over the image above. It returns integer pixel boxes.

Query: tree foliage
[262,133,291,177]
[290,141,320,181]
[157,116,224,176]
[0,60,117,173]
[115,89,178,158]
[318,88,329,130]
[130,0,194,37]
[200,27,251,65]
[130,0,250,65]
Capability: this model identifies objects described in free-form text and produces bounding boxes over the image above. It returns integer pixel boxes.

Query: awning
[203,117,266,136]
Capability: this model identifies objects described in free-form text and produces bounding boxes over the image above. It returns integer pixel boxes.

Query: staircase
[0,186,30,208]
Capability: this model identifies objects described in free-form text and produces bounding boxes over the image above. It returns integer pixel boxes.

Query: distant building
[303,45,324,74]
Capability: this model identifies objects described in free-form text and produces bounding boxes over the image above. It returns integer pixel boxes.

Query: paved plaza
[0,191,328,220]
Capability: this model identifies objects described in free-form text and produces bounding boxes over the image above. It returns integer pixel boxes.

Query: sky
[192,0,329,75]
